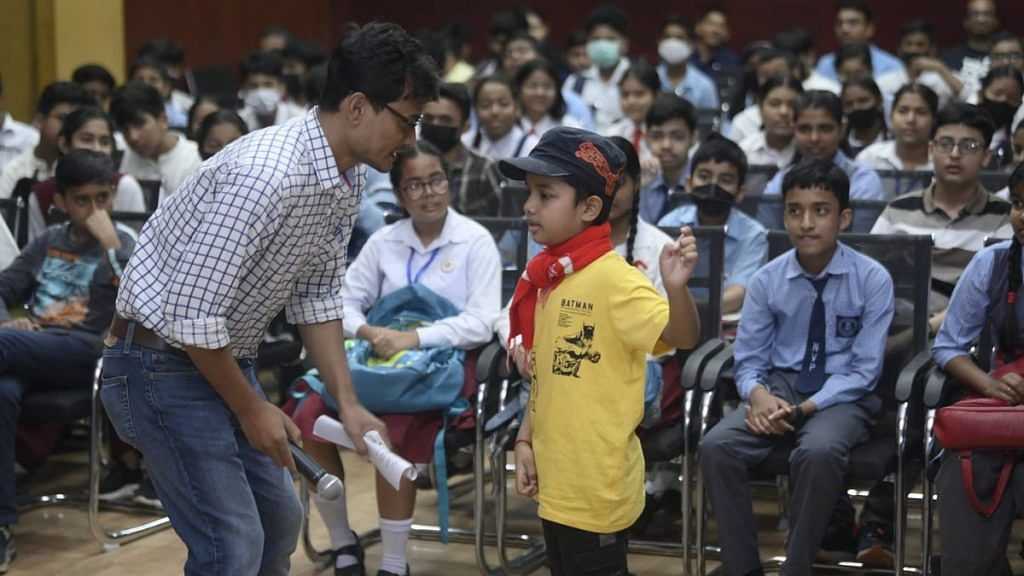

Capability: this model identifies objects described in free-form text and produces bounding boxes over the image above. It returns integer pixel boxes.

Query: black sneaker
[332,532,366,576]
[0,526,15,574]
[376,566,409,576]
[816,522,857,562]
[132,477,163,509]
[98,462,142,501]
[856,524,894,567]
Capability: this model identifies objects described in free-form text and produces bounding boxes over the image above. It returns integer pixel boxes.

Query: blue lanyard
[406,247,441,285]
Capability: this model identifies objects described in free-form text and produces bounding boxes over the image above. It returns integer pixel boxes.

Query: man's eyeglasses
[932,137,985,155]
[384,104,422,130]
[400,174,448,200]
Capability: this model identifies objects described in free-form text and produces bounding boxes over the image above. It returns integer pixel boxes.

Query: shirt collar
[305,107,346,191]
[921,181,991,216]
[784,241,851,279]
[585,58,631,85]
[385,210,469,250]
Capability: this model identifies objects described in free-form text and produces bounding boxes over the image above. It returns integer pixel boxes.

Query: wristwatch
[792,404,806,426]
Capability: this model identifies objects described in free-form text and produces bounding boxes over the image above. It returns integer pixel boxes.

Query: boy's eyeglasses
[384,104,422,130]
[401,175,449,200]
[932,138,985,155]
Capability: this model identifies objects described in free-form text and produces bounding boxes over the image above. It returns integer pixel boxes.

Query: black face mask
[420,123,460,153]
[690,183,735,218]
[847,107,881,131]
[980,99,1017,130]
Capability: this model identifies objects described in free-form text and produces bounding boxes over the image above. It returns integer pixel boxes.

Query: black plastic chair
[16,358,172,547]
[742,165,780,197]
[979,170,1010,193]
[136,180,162,213]
[691,232,934,575]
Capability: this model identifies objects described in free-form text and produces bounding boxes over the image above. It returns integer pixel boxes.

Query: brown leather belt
[109,316,189,357]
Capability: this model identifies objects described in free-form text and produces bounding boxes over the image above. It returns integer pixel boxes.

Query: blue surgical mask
[586,39,622,69]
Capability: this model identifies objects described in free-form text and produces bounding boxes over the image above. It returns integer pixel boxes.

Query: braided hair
[607,135,642,265]
[999,162,1024,358]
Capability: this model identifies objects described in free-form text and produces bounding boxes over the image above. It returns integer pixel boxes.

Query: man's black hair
[56,148,115,196]
[36,81,94,116]
[438,82,472,124]
[646,94,697,134]
[109,81,165,128]
[319,22,440,112]
[782,158,851,211]
[72,64,116,91]
[586,5,629,38]
[936,101,997,147]
[836,0,873,22]
[240,51,284,81]
[691,133,749,183]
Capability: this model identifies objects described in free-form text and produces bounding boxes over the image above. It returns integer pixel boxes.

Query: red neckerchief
[507,223,613,355]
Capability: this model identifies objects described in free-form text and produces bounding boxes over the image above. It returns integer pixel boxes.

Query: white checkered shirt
[116,107,364,358]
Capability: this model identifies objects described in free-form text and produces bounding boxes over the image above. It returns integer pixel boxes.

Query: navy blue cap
[498,126,626,199]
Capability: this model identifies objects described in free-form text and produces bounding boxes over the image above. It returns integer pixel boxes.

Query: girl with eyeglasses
[288,141,501,576]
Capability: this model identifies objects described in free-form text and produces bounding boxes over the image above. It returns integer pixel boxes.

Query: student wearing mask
[562,6,633,133]
[977,66,1024,170]
[655,15,720,110]
[841,76,888,158]
[237,51,306,132]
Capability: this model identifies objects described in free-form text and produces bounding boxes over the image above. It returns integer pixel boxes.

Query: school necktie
[631,128,643,154]
[795,276,829,394]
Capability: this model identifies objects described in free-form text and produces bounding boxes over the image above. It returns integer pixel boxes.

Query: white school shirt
[740,132,797,169]
[119,135,201,202]
[0,114,39,174]
[239,100,307,132]
[0,150,54,199]
[604,119,654,164]
[729,106,762,144]
[342,209,502,349]
[855,140,933,171]
[520,115,585,153]
[461,125,533,160]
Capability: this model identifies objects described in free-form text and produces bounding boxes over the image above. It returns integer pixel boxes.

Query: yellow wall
[0,0,124,123]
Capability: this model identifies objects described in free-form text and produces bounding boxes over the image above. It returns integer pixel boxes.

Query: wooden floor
[11,432,1024,575]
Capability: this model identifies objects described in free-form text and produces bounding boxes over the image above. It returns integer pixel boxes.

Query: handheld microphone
[290,442,344,500]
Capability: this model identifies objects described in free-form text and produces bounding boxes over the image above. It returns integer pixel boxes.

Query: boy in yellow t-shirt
[499,126,701,575]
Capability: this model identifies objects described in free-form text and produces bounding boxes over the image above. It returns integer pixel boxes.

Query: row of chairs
[459,224,941,575]
[10,215,985,575]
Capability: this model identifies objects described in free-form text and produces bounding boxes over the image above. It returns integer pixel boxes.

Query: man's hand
[370,327,419,359]
[82,210,121,250]
[985,372,1024,405]
[340,402,389,456]
[514,441,538,497]
[237,400,302,473]
[745,386,794,435]
[660,227,699,291]
[1,318,39,332]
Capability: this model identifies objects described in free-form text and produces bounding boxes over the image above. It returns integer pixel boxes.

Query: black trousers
[541,519,629,576]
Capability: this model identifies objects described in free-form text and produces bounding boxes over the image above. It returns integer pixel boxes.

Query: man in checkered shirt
[100,23,439,575]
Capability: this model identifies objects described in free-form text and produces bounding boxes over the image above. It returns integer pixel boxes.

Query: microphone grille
[317,474,345,501]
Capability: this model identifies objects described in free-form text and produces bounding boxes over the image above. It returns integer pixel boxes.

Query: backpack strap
[960,450,1018,517]
[433,398,470,544]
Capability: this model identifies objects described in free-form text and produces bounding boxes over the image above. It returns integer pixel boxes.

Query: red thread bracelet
[514,439,532,448]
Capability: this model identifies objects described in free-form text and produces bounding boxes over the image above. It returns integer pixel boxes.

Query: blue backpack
[291,284,468,542]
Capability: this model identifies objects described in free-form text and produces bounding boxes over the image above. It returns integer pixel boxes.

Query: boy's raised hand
[82,210,122,250]
[660,227,699,290]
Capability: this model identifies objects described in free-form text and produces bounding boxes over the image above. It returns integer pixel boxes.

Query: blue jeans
[100,325,301,576]
[0,328,97,526]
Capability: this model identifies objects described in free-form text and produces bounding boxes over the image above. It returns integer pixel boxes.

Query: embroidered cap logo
[574,141,622,199]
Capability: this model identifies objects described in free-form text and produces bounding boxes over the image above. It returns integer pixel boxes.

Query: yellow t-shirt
[531,251,671,533]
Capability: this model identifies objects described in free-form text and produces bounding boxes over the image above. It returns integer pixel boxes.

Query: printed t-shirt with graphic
[0,222,136,346]
[530,250,671,533]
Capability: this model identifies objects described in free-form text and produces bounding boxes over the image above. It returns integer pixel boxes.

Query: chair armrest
[700,343,734,392]
[681,338,727,391]
[922,364,960,409]
[894,350,934,403]
[473,339,506,384]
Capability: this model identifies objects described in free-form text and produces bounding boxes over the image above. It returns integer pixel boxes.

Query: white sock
[645,468,679,496]
[379,517,413,575]
[311,490,358,568]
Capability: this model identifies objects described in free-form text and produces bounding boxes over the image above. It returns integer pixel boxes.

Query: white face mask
[243,87,282,115]
[658,38,693,65]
